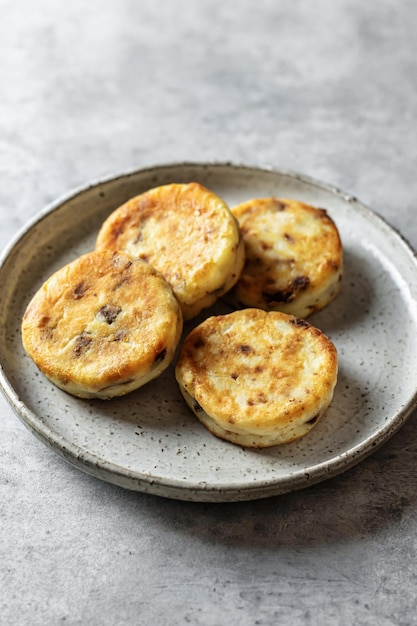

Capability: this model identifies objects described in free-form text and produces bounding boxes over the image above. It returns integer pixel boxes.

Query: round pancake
[95,182,245,320]
[175,308,338,447]
[21,250,183,399]
[228,197,343,318]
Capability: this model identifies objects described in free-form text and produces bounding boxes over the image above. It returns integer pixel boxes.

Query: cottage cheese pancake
[175,308,338,447]
[96,183,245,320]
[228,197,343,318]
[21,250,183,399]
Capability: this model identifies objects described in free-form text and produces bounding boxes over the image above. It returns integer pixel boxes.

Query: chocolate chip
[292,275,310,290]
[290,318,310,328]
[154,348,167,364]
[262,275,310,304]
[74,332,92,357]
[114,329,127,341]
[193,337,205,349]
[97,304,122,324]
[73,282,88,299]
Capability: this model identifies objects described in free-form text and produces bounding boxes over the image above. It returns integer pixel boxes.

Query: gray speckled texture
[2,1,417,624]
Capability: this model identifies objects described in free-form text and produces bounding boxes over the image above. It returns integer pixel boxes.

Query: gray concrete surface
[1,1,417,624]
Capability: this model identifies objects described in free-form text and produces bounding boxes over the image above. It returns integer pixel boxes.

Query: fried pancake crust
[96,182,245,320]
[22,250,183,399]
[228,197,343,318]
[175,308,338,447]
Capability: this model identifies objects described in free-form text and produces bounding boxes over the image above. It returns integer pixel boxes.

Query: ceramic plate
[1,163,417,502]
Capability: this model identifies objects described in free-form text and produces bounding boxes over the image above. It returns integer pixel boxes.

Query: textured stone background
[1,1,417,624]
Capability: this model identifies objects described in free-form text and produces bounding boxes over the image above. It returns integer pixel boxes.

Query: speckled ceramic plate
[1,163,417,502]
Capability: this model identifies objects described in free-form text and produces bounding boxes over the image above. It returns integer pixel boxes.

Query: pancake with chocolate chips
[227,197,343,318]
[95,182,245,320]
[21,250,183,399]
[175,308,338,447]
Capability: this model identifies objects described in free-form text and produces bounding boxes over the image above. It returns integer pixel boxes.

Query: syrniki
[21,250,183,399]
[175,308,338,447]
[96,182,245,320]
[228,197,343,318]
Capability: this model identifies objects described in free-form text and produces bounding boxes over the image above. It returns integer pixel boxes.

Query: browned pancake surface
[175,308,338,447]
[229,197,343,318]
[22,250,183,398]
[96,182,245,319]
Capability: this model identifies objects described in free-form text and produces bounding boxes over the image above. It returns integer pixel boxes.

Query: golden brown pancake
[95,182,245,320]
[175,308,338,447]
[227,197,343,318]
[21,250,183,399]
